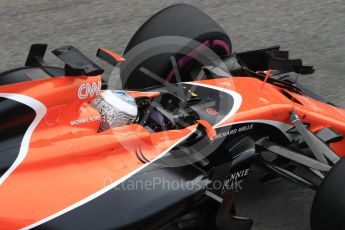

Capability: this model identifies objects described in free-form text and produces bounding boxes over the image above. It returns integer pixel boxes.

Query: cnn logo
[78,81,102,99]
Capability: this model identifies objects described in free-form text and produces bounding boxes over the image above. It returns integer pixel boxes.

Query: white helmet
[91,90,138,131]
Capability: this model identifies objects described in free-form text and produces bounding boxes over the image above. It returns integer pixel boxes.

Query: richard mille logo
[215,124,254,139]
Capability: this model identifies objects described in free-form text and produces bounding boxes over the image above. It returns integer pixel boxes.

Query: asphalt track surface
[0,1,344,229]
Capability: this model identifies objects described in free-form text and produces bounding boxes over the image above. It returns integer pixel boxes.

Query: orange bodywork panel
[0,75,195,229]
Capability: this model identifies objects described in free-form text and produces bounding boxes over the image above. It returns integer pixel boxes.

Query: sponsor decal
[70,115,101,126]
[222,168,250,193]
[78,81,102,99]
[206,107,219,115]
[215,124,254,139]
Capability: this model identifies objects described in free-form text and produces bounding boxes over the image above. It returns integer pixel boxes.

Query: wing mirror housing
[96,48,125,66]
[196,120,217,141]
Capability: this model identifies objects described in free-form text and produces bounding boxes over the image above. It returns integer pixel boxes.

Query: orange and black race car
[0,4,344,230]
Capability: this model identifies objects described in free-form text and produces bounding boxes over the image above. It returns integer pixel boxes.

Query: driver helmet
[91,90,138,131]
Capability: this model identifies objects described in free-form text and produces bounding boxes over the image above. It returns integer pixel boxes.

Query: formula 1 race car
[0,4,344,230]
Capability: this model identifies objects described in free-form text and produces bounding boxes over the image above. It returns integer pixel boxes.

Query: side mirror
[96,48,125,66]
[196,120,217,141]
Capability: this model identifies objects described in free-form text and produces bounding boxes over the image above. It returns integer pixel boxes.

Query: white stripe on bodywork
[22,82,294,229]
[22,127,197,230]
[0,93,47,186]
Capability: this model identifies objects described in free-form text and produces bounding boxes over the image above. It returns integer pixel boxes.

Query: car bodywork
[0,5,344,229]
[0,48,344,229]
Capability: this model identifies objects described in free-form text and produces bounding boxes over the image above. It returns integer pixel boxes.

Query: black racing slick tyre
[121,4,231,89]
[310,157,345,230]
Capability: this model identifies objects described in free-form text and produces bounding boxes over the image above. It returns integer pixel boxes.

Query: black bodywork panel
[0,97,35,177]
[0,67,65,86]
[33,164,206,230]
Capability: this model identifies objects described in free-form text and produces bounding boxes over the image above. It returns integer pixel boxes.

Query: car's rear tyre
[121,4,231,89]
[310,157,345,230]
